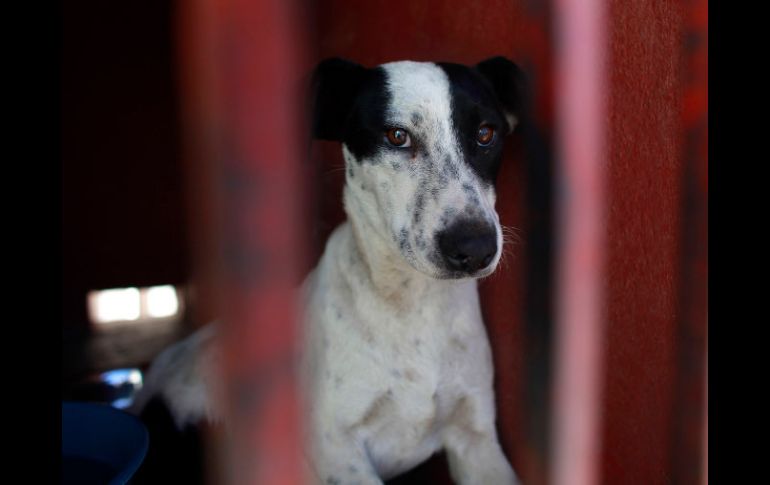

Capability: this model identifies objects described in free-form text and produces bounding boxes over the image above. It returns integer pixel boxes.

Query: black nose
[437,221,497,273]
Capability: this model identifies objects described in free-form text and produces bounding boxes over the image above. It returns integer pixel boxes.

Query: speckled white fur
[302,61,517,485]
[132,61,518,485]
[130,323,221,429]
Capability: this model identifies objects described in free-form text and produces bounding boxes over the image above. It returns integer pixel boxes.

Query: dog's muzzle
[437,219,498,275]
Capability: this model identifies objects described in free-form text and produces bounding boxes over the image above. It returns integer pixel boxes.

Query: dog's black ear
[311,57,368,141]
[475,56,528,134]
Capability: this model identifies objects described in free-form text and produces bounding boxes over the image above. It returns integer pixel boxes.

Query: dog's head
[312,57,525,279]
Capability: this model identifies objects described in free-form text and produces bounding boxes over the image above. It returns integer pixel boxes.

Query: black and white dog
[133,56,525,485]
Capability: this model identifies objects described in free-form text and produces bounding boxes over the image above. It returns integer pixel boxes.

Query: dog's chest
[343,309,465,478]
[304,223,489,478]
[315,287,479,479]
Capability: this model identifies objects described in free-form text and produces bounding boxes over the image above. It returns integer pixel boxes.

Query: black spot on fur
[440,207,458,228]
[411,112,423,126]
[341,69,390,162]
[414,225,427,248]
[442,156,460,179]
[416,234,427,250]
[437,60,524,183]
[398,228,412,254]
[412,192,426,224]
[427,249,446,272]
[461,183,482,209]
[415,193,425,211]
[415,143,431,161]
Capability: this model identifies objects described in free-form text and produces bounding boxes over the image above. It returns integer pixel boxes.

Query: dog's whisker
[323,166,347,176]
[500,225,523,245]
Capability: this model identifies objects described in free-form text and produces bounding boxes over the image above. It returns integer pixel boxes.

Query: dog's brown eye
[385,128,411,147]
[477,125,495,146]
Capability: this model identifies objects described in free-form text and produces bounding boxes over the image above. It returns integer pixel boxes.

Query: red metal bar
[550,0,607,484]
[179,0,309,483]
[671,0,708,482]
[177,0,226,331]
[215,0,308,481]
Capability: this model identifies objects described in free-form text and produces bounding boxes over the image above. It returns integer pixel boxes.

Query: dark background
[62,0,190,384]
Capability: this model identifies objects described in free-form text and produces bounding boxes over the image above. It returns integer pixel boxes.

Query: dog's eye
[385,128,411,147]
[476,124,495,146]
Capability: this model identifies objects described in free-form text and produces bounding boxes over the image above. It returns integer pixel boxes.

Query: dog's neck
[342,183,468,310]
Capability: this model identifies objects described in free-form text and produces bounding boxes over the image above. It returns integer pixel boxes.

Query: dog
[132,56,525,485]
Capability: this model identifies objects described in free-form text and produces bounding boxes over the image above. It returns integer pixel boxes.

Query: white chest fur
[303,222,496,480]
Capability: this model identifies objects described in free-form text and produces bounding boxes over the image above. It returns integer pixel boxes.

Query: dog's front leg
[442,396,519,485]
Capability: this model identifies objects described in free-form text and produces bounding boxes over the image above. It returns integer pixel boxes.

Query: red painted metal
[178,0,309,483]
[600,1,694,483]
[550,0,607,484]
[671,0,708,483]
[176,0,226,330]
[215,0,308,480]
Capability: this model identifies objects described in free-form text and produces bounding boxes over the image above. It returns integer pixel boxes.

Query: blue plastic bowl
[62,401,149,485]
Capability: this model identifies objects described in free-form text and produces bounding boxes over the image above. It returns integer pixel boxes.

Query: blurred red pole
[550,0,607,484]
[177,0,309,483]
[672,0,708,482]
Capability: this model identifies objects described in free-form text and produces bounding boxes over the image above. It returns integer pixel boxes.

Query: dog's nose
[437,221,497,273]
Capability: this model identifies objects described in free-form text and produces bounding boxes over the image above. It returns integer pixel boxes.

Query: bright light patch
[111,397,134,409]
[88,287,141,322]
[99,369,143,410]
[88,285,182,325]
[101,368,143,388]
[145,285,179,318]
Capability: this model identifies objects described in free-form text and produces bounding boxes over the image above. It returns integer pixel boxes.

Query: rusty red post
[216,0,308,482]
[178,0,309,483]
[550,0,607,484]
[671,0,708,483]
